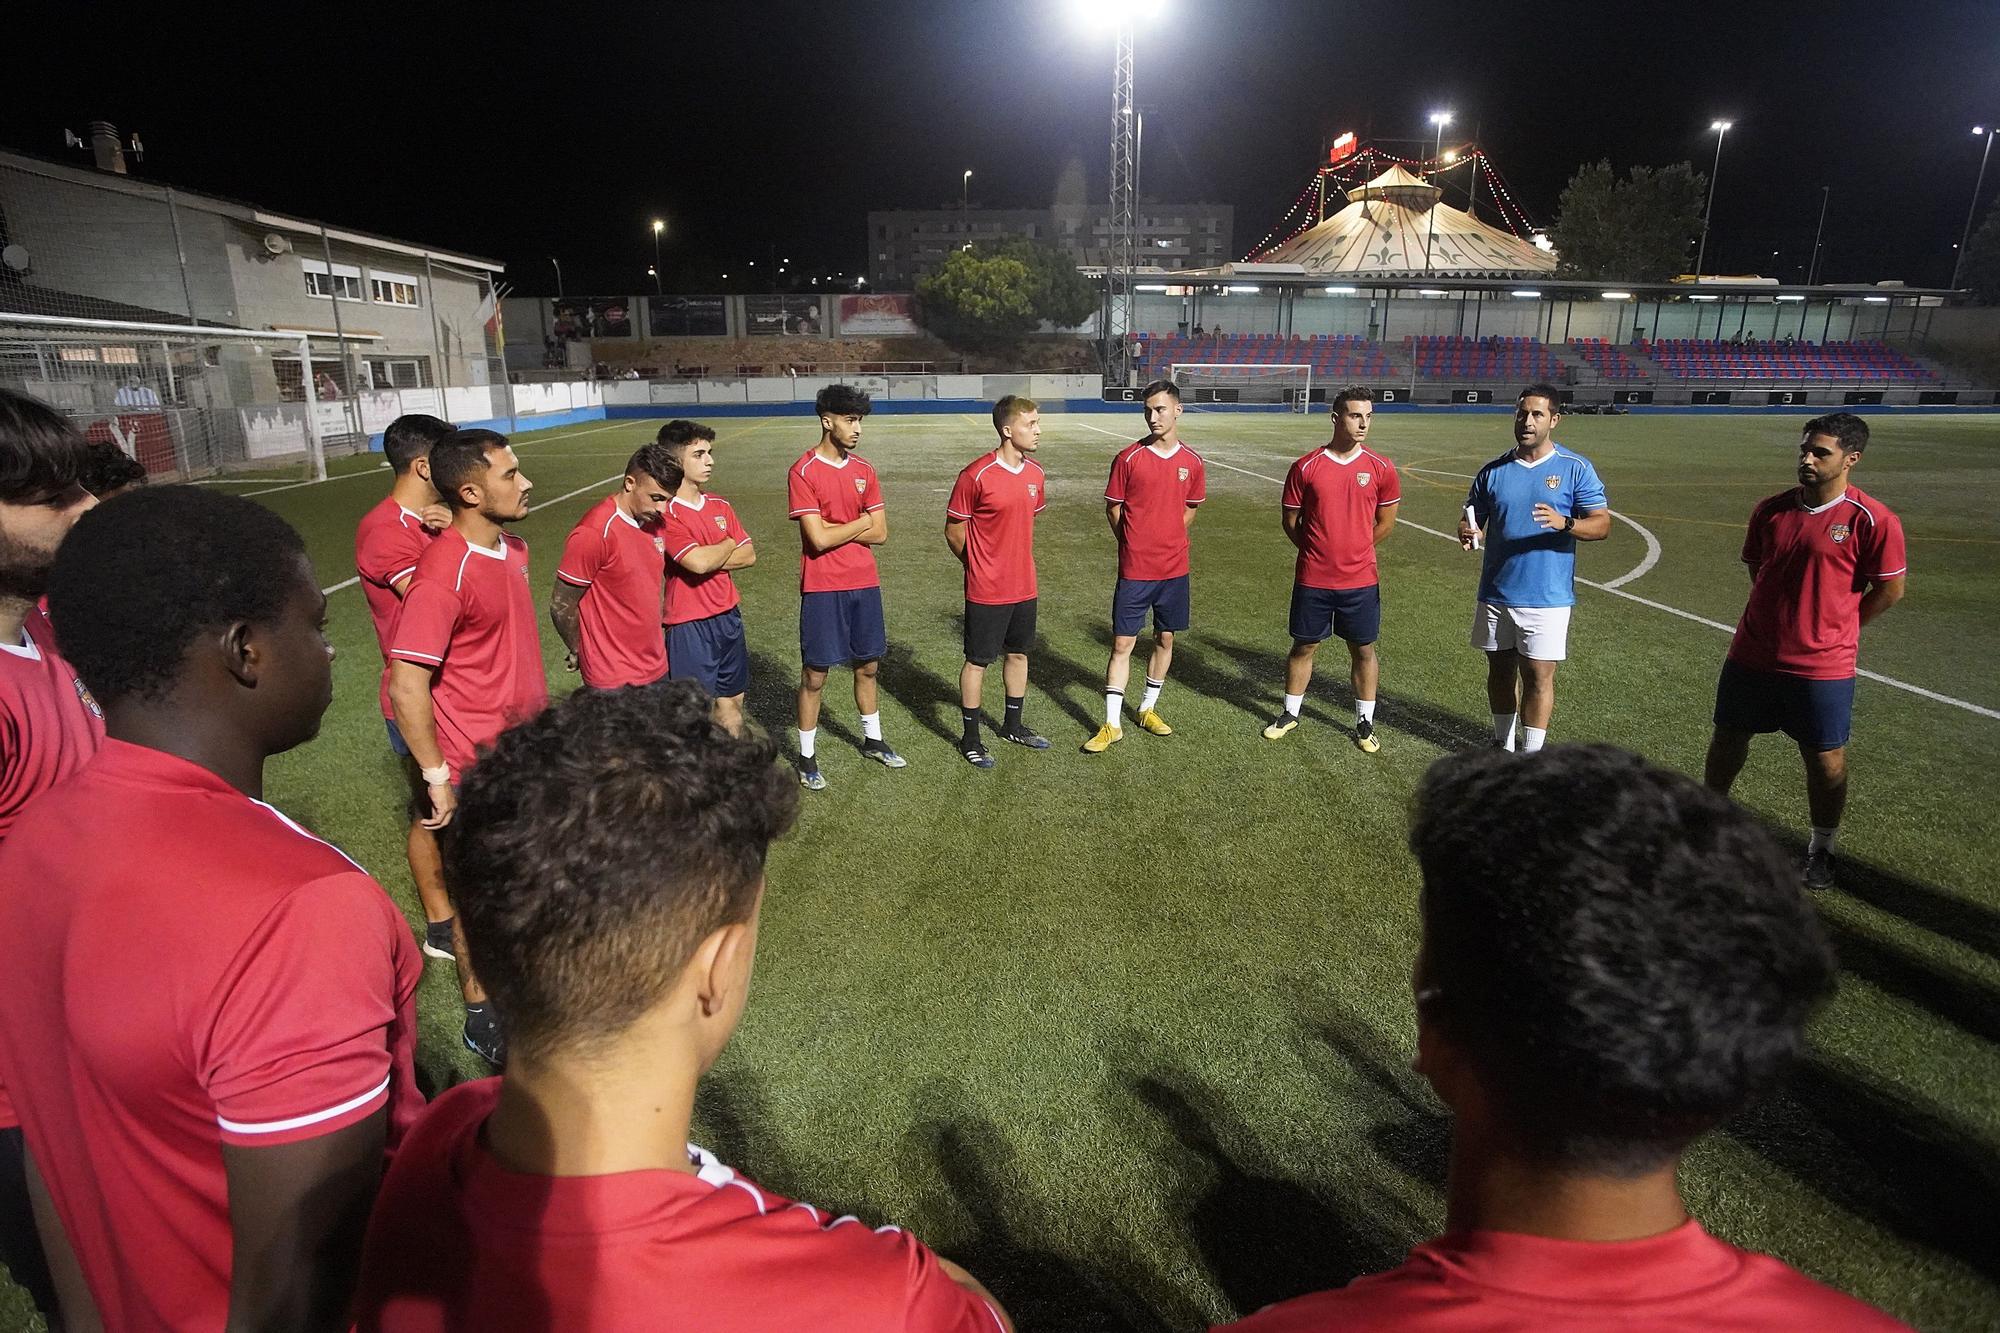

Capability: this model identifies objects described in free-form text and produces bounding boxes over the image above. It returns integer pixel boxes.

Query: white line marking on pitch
[1406,465,1661,589]
[317,473,621,596]
[1063,420,1996,721]
[248,420,633,497]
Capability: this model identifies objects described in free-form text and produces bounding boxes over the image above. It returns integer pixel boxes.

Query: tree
[916,238,1097,347]
[1548,160,1708,282]
[1957,198,2000,303]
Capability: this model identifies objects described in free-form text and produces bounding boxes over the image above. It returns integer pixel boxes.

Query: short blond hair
[992,394,1039,434]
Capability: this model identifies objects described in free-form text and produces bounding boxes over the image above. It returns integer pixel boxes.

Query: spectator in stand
[77,437,148,499]
[353,682,1013,1332]
[1220,744,1907,1332]
[1192,323,1206,338]
[112,376,161,409]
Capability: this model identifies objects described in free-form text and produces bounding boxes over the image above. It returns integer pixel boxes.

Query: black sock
[1004,696,1024,732]
[464,1002,493,1029]
[961,707,981,747]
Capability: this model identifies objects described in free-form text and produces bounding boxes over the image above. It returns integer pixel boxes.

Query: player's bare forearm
[222,1113,386,1333]
[1183,505,1199,530]
[548,582,584,657]
[1571,508,1613,541]
[27,1150,101,1332]
[678,538,738,576]
[1372,505,1399,544]
[1281,508,1306,551]
[798,514,871,552]
[1104,501,1123,535]
[1859,576,1906,626]
[388,663,447,772]
[944,520,969,564]
[722,541,756,571]
[858,509,889,546]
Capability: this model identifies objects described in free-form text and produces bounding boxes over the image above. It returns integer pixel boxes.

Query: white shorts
[1470,602,1572,661]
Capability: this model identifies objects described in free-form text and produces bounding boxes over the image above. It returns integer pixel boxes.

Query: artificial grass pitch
[3,409,1996,1331]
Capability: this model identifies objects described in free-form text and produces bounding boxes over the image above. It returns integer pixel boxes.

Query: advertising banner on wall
[837,293,921,336]
[745,295,823,337]
[648,295,728,337]
[552,298,632,339]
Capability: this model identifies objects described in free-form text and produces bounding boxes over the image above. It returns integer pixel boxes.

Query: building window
[302,258,362,301]
[366,356,433,389]
[370,271,423,307]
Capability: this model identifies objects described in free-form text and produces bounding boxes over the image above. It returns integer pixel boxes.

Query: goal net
[1169,363,1312,412]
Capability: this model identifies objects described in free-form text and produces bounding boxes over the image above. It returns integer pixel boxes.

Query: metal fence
[0,152,511,478]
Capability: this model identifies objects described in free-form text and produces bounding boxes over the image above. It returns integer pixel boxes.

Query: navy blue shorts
[669,608,750,698]
[1112,575,1190,636]
[385,717,411,759]
[1714,659,1854,751]
[800,586,887,668]
[1290,583,1381,646]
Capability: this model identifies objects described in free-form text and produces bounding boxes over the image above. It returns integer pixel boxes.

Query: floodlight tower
[1107,23,1139,385]
[1423,111,1453,276]
[1693,120,1732,280]
[1951,125,1996,289]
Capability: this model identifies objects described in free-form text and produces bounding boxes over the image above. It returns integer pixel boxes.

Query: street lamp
[1423,110,1452,276]
[962,169,972,215]
[1952,125,1997,289]
[650,219,665,294]
[1694,120,1732,281]
[547,256,563,297]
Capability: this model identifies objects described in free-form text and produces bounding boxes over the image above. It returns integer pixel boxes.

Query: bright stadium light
[1601,290,1633,300]
[1775,294,1806,302]
[1694,120,1733,280]
[1424,111,1454,275]
[1863,295,1890,303]
[1226,284,1262,294]
[649,219,666,294]
[1325,285,1358,294]
[1072,0,1164,25]
[1953,125,1997,288]
[1510,289,1541,297]
[1690,294,1719,302]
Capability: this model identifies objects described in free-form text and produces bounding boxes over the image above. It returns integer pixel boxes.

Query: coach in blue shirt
[1457,384,1610,753]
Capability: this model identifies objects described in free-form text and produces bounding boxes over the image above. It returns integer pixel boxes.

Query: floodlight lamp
[1976,126,1989,136]
[651,219,664,234]
[1074,0,1164,26]
[1430,111,1453,126]
[1442,150,1459,163]
[1710,120,1732,132]
[646,266,657,276]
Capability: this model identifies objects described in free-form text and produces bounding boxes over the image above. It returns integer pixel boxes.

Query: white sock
[1355,698,1376,724]
[1809,825,1837,854]
[1283,692,1305,717]
[798,727,817,760]
[1105,690,1124,728]
[1139,678,1164,713]
[1520,726,1547,754]
[860,712,882,741]
[1493,712,1517,749]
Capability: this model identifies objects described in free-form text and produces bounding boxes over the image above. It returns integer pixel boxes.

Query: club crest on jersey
[1177,466,1189,482]
[713,514,728,532]
[1027,484,1038,499]
[1357,471,1371,486]
[853,477,867,494]
[1829,523,1851,544]
[1545,474,1561,489]
[653,536,666,553]
[73,676,103,720]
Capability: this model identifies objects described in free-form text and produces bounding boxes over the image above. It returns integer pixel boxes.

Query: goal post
[1168,362,1312,412]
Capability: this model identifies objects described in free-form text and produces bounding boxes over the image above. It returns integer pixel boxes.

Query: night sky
[6,0,1997,294]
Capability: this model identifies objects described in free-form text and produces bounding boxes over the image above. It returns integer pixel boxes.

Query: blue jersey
[1466,444,1608,608]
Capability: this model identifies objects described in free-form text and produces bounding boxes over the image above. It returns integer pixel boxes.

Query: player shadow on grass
[1723,1055,2000,1285]
[743,648,864,758]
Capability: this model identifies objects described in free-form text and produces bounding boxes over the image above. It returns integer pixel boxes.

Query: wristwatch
[1561,514,1575,533]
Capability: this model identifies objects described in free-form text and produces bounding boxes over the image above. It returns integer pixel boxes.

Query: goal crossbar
[1169,362,1313,412]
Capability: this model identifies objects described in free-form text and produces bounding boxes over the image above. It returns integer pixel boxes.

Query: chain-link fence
[0,147,511,478]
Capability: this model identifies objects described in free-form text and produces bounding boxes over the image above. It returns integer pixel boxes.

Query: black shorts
[964,598,1037,666]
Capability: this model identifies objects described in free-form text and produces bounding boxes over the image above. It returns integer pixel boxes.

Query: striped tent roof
[1257,165,1555,278]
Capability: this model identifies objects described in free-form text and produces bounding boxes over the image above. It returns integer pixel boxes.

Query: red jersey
[947,450,1047,604]
[1219,1221,1907,1332]
[354,496,438,719]
[1105,439,1207,580]
[389,528,548,779]
[355,1078,1006,1333]
[0,739,424,1333]
[1729,486,1907,680]
[1280,445,1403,590]
[663,493,752,624]
[787,447,884,593]
[555,494,669,689]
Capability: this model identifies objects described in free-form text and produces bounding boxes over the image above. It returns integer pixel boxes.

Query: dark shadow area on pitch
[1819,915,2000,1046]
[1200,633,1491,752]
[1029,638,1117,736]
[1116,1059,1414,1322]
[883,637,967,747]
[1723,1054,2000,1283]
[910,1085,1171,1333]
[745,648,859,754]
[1081,623,1275,729]
[1826,851,2000,963]
[1304,1006,1453,1198]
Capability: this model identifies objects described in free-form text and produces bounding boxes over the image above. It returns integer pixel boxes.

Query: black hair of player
[626,441,684,492]
[1802,412,1869,455]
[1408,743,1836,1176]
[654,419,717,461]
[76,439,148,499]
[1140,378,1181,402]
[1517,382,1563,414]
[47,485,309,707]
[1331,384,1374,414]
[815,384,872,418]
[0,387,90,504]
[442,680,801,1062]
[382,414,455,475]
[429,429,512,510]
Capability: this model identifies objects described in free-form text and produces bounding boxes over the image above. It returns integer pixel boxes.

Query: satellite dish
[261,232,292,256]
[1,244,28,273]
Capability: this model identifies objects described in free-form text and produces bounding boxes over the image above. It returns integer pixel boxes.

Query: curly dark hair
[443,681,801,1061]
[1409,743,1836,1175]
[77,439,148,498]
[47,486,308,706]
[0,388,89,504]
[814,383,872,418]
[382,414,455,475]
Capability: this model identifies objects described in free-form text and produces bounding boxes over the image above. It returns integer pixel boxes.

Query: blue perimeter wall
[368,398,1997,449]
